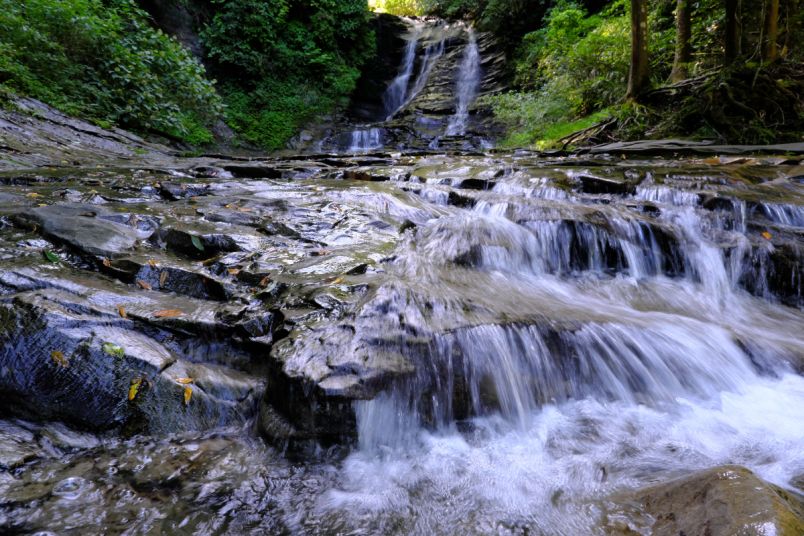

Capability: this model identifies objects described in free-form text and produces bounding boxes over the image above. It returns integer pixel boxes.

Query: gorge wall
[297,15,509,153]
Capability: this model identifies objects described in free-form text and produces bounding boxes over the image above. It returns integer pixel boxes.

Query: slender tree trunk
[626,0,649,99]
[763,0,779,61]
[724,0,741,62]
[670,0,692,82]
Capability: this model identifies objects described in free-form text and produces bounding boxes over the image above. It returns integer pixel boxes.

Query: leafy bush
[201,0,374,149]
[371,0,427,16]
[484,1,628,147]
[0,0,220,141]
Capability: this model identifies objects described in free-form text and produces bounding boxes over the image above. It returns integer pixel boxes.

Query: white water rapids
[1,148,802,534]
[310,167,804,533]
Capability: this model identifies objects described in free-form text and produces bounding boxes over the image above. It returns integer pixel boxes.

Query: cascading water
[385,34,446,121]
[403,37,446,109]
[446,28,481,136]
[2,56,802,535]
[318,160,804,533]
[348,128,383,153]
[383,26,420,119]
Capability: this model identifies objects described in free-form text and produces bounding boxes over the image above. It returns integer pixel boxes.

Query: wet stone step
[11,203,144,258]
[0,273,263,434]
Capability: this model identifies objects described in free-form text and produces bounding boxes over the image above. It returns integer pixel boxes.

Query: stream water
[0,150,802,535]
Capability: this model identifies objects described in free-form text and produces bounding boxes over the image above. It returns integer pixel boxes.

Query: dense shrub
[201,0,375,150]
[0,0,220,141]
[483,1,629,147]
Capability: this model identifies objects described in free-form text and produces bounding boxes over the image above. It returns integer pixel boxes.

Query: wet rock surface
[1,150,803,440]
[606,465,804,535]
[0,141,803,533]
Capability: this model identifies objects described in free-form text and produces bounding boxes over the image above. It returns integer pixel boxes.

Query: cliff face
[348,14,412,122]
[136,0,210,60]
[298,15,510,153]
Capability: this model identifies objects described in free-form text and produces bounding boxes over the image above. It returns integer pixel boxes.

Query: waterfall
[385,34,446,121]
[348,175,804,455]
[348,128,383,153]
[403,38,446,109]
[383,28,420,119]
[446,29,481,136]
[761,202,804,227]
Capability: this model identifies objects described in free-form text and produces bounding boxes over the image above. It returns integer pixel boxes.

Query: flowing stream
[383,25,421,119]
[1,151,802,535]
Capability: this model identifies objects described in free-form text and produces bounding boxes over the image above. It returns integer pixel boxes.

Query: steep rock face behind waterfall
[310,16,508,153]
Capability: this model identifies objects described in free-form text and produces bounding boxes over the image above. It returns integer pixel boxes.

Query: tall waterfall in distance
[403,37,446,111]
[446,28,481,136]
[384,22,447,121]
[383,27,420,119]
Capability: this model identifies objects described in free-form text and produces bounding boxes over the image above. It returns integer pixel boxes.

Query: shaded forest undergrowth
[1,0,802,152]
[566,62,804,148]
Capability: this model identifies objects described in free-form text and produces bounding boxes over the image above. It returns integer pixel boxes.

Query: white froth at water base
[320,373,804,534]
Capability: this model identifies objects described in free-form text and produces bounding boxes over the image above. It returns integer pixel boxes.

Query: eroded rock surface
[605,466,804,536]
[1,149,803,450]
[0,130,803,533]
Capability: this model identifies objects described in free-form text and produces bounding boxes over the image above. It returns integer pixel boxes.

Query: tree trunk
[763,0,779,61]
[626,0,649,99]
[670,0,692,82]
[725,0,741,62]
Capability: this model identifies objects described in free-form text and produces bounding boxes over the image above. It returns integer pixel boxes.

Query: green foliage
[485,1,627,147]
[201,0,374,149]
[371,0,427,16]
[0,0,220,142]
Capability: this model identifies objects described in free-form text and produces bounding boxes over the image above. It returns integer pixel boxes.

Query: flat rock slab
[0,97,178,171]
[13,203,141,258]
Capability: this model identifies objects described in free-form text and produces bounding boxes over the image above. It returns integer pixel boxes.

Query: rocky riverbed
[1,99,804,534]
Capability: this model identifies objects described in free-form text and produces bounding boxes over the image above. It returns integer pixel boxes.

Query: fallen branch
[559,117,618,149]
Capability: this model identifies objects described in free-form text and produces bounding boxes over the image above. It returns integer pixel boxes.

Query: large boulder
[0,266,261,434]
[605,466,804,535]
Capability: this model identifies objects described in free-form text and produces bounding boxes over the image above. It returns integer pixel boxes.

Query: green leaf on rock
[102,342,125,358]
[43,250,60,263]
[190,235,205,251]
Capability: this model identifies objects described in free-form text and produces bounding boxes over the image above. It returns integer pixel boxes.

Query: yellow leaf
[137,279,152,290]
[117,305,127,319]
[51,350,68,368]
[128,378,143,401]
[227,268,240,276]
[153,309,184,318]
[159,271,168,287]
[148,259,157,268]
[26,192,41,198]
[183,386,193,405]
[175,377,194,384]
[332,276,345,285]
[762,231,772,240]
